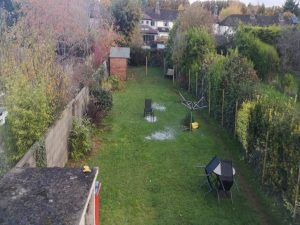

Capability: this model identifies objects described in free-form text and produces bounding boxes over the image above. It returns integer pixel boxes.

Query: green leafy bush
[236,86,300,205]
[206,50,258,133]
[281,73,298,95]
[240,25,282,45]
[182,27,215,74]
[235,31,279,82]
[69,118,92,160]
[90,88,113,112]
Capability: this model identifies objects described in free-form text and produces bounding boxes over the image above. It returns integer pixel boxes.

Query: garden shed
[109,47,130,81]
[0,167,100,225]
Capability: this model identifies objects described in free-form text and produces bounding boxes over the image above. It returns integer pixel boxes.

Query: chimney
[155,0,160,15]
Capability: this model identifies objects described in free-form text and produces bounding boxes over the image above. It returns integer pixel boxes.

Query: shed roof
[0,167,98,225]
[110,47,130,59]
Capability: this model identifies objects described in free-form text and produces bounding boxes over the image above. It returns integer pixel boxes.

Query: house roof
[143,7,178,21]
[0,167,98,225]
[110,47,130,59]
[140,25,158,35]
[219,14,297,27]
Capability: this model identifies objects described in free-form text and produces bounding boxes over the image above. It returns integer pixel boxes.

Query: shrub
[240,25,282,45]
[236,86,300,205]
[90,88,113,112]
[206,50,258,133]
[69,118,92,160]
[235,31,280,82]
[130,47,150,66]
[281,73,298,95]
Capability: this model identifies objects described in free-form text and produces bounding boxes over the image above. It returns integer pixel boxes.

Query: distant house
[140,1,180,48]
[109,47,130,81]
[140,24,159,47]
[215,14,299,35]
[0,167,100,225]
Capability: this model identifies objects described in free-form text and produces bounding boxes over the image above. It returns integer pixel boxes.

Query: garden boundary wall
[15,87,89,168]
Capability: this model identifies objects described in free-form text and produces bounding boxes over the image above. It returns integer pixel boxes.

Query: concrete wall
[110,58,128,81]
[15,87,90,168]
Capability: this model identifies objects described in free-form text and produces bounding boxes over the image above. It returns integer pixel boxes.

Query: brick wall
[110,58,128,81]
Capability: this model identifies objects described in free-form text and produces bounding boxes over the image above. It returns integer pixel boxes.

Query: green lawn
[85,67,286,225]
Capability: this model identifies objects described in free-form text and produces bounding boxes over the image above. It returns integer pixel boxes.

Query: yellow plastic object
[191,122,199,129]
[83,165,91,173]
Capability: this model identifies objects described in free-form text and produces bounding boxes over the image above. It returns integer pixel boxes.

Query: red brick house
[109,47,130,81]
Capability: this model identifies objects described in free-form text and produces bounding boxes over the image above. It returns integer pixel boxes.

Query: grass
[82,67,287,225]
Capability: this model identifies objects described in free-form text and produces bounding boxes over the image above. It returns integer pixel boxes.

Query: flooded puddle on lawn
[152,103,166,111]
[145,116,157,123]
[145,128,174,141]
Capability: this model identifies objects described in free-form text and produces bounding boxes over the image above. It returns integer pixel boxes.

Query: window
[151,21,155,26]
[164,21,168,27]
[146,20,149,25]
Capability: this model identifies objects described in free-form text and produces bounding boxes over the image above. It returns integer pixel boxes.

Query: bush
[281,73,298,95]
[236,86,300,206]
[130,47,165,67]
[69,118,92,160]
[206,51,258,133]
[240,25,282,45]
[235,31,279,82]
[90,88,113,112]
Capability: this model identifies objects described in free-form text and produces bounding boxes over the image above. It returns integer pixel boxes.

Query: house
[140,1,180,48]
[215,14,299,35]
[0,167,100,225]
[109,47,130,81]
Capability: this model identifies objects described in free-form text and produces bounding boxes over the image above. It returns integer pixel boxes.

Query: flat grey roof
[110,47,130,58]
[0,167,98,225]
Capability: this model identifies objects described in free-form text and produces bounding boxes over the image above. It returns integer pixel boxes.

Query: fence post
[221,89,224,126]
[234,100,238,137]
[163,58,166,75]
[293,163,300,221]
[188,70,191,92]
[146,56,148,76]
[195,73,198,97]
[208,81,211,116]
[261,131,269,184]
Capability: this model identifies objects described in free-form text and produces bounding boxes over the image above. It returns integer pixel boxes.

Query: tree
[177,3,214,34]
[0,23,69,160]
[22,0,92,56]
[257,3,266,15]
[145,0,189,10]
[277,27,300,72]
[182,28,215,74]
[112,0,141,42]
[283,0,299,16]
[219,4,242,20]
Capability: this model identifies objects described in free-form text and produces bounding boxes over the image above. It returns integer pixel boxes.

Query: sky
[189,0,286,7]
